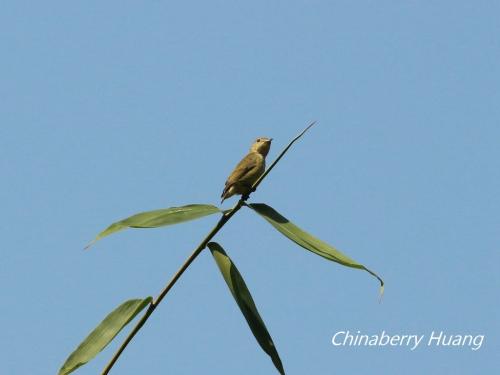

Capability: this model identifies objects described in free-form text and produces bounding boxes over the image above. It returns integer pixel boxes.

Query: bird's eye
[256,138,261,142]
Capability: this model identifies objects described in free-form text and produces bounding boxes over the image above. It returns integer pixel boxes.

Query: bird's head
[250,137,272,156]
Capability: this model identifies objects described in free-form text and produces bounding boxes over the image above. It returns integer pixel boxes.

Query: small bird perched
[221,137,272,203]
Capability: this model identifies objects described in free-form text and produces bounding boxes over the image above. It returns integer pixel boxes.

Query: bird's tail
[220,188,227,204]
[220,184,232,204]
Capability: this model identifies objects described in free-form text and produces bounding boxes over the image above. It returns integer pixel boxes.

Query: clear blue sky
[1,1,498,374]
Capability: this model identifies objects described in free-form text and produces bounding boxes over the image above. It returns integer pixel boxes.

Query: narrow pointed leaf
[59,297,152,375]
[248,203,384,292]
[86,204,221,248]
[208,242,285,375]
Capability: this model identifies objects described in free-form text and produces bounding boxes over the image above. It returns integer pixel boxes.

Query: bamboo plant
[59,123,383,375]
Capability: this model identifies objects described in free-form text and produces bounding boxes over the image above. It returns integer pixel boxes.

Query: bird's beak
[269,138,273,142]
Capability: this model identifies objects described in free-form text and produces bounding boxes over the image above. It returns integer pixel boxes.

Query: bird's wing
[225,152,261,187]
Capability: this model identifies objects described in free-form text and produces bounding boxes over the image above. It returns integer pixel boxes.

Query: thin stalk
[249,121,315,194]
[101,122,316,374]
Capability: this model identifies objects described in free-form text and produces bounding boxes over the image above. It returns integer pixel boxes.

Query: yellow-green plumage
[221,137,272,203]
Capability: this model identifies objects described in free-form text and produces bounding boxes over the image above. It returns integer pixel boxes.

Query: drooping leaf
[207,242,285,375]
[248,203,384,293]
[59,297,152,375]
[86,204,221,248]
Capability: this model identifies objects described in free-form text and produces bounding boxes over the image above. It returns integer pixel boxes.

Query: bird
[221,137,272,203]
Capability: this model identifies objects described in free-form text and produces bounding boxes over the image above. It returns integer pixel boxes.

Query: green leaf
[86,204,221,248]
[248,203,384,293]
[59,297,152,375]
[208,242,285,375]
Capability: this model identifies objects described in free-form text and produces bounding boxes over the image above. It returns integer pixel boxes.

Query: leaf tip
[378,284,385,303]
[83,239,96,250]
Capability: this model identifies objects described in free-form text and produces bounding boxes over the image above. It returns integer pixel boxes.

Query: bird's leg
[241,183,254,201]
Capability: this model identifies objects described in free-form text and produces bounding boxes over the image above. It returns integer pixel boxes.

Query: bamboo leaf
[208,242,285,375]
[248,203,384,293]
[86,204,221,248]
[59,297,152,375]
